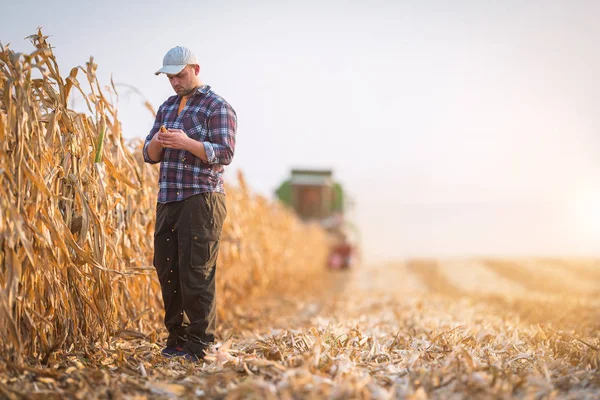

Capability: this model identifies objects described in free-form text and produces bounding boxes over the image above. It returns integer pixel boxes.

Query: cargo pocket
[191,229,220,278]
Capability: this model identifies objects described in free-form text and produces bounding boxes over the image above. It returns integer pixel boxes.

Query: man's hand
[151,131,165,148]
[146,130,165,162]
[158,129,191,150]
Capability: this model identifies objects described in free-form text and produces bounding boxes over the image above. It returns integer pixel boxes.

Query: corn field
[1,31,599,399]
[0,30,326,364]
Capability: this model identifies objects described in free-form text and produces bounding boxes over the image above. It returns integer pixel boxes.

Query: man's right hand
[147,132,165,162]
[153,131,166,147]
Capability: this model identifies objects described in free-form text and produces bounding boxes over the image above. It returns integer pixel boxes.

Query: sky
[2,0,599,262]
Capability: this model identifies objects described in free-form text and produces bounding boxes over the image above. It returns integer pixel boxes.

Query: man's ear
[193,64,201,75]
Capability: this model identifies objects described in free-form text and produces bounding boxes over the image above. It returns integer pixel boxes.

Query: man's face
[167,65,199,96]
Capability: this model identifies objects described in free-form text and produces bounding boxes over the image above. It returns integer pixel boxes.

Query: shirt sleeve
[143,107,163,164]
[203,102,237,165]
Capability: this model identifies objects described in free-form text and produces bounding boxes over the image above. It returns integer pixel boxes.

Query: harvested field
[1,31,599,400]
[1,260,598,399]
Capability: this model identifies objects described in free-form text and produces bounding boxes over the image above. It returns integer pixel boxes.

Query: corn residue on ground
[1,260,599,399]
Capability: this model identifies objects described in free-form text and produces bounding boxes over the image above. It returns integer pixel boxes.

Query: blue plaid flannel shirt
[143,85,237,203]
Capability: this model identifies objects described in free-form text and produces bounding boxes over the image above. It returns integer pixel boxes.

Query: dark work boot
[161,329,188,358]
[181,339,210,362]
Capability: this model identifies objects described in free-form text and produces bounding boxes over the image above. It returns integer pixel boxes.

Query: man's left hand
[158,129,191,150]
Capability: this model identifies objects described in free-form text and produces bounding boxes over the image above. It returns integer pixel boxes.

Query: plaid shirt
[143,85,237,203]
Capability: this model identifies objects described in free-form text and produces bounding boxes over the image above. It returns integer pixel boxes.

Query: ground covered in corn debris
[1,259,599,400]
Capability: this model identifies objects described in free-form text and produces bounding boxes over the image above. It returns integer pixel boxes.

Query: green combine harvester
[275,169,359,269]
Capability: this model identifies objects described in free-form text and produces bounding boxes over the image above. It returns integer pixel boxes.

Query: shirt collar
[173,85,210,103]
[191,85,211,96]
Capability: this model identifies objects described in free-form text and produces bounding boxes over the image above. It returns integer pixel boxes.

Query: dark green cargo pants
[153,192,227,355]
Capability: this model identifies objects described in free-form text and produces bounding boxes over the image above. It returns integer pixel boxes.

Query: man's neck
[182,82,203,97]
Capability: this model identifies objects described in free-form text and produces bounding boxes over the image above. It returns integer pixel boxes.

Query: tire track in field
[476,292,600,335]
[536,258,600,284]
[437,259,528,296]
[467,258,600,333]
[405,259,464,298]
[518,259,600,295]
[404,258,600,334]
[343,262,427,298]
[482,258,571,294]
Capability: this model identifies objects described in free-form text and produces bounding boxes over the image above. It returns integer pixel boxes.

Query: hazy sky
[2,0,599,261]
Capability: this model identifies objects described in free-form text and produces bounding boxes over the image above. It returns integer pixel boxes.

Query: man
[143,46,237,361]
